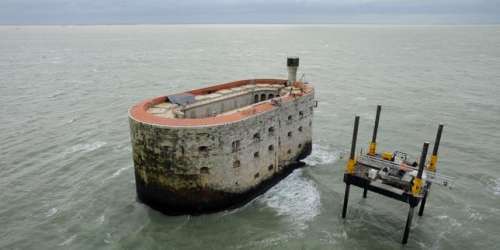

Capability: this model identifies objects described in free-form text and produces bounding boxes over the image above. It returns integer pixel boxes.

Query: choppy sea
[1,25,499,249]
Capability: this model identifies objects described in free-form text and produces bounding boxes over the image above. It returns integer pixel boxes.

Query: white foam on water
[318,229,347,245]
[58,234,76,246]
[46,207,58,217]
[234,234,293,249]
[105,167,128,181]
[302,144,342,166]
[436,214,462,227]
[96,214,105,225]
[65,141,106,155]
[65,118,76,124]
[48,91,65,98]
[436,215,448,220]
[258,169,321,230]
[465,206,484,221]
[104,233,113,244]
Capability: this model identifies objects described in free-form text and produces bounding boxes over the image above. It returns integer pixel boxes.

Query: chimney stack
[287,57,299,86]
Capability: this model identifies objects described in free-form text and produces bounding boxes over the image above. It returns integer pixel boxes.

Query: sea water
[1,25,499,249]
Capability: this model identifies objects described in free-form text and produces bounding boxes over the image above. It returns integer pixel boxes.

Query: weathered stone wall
[129,89,314,197]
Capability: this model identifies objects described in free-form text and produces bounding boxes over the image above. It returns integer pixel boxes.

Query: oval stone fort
[128,58,315,213]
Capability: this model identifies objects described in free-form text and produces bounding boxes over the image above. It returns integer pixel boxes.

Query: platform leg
[402,206,415,244]
[342,184,350,218]
[363,187,368,198]
[418,190,429,216]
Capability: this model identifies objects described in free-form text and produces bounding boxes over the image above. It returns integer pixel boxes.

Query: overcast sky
[1,0,499,24]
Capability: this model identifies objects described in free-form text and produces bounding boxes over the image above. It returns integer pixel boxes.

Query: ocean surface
[1,25,499,249]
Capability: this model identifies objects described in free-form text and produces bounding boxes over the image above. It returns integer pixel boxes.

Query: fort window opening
[299,111,304,119]
[287,149,291,154]
[254,172,260,179]
[298,144,302,148]
[198,146,208,155]
[232,140,241,153]
[200,167,210,174]
[268,94,274,99]
[268,164,274,171]
[268,145,274,151]
[288,115,292,121]
[254,151,259,158]
[268,127,275,136]
[233,160,241,168]
[298,126,303,132]
[260,94,266,101]
[254,94,259,103]
[287,131,292,137]
[253,132,261,141]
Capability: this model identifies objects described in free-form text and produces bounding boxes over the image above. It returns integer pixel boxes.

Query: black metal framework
[341,106,444,245]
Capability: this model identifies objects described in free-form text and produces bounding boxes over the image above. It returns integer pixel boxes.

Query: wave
[103,166,128,181]
[258,169,320,230]
[48,91,65,98]
[480,176,500,197]
[65,118,77,124]
[58,234,76,246]
[436,214,462,227]
[46,207,58,217]
[96,214,105,225]
[65,141,107,155]
[302,144,342,166]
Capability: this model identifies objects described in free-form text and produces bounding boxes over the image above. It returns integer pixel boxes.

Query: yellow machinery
[342,105,451,244]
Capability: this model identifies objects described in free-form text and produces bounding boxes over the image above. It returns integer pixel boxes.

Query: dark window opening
[232,140,240,153]
[254,151,259,158]
[200,167,210,174]
[298,144,302,148]
[287,149,292,154]
[260,94,266,101]
[233,160,241,168]
[268,145,274,151]
[254,172,260,178]
[268,127,275,136]
[268,94,274,99]
[288,115,292,121]
[254,94,259,103]
[199,146,208,153]
[268,164,274,171]
[253,132,261,141]
[299,111,304,119]
[298,126,303,132]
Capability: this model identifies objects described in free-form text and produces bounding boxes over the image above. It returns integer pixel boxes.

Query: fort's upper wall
[128,79,313,127]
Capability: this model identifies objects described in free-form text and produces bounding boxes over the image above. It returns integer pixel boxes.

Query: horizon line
[1,23,500,26]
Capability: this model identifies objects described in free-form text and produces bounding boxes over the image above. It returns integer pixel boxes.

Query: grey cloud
[0,0,499,24]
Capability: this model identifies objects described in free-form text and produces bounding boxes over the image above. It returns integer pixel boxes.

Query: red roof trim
[129,79,312,127]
